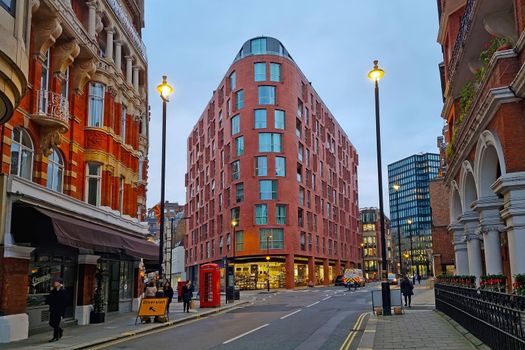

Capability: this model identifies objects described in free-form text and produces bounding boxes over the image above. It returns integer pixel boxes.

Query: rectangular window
[236,231,244,251]
[235,136,244,156]
[255,204,268,225]
[259,180,277,200]
[86,163,101,206]
[0,0,15,15]
[236,183,244,203]
[231,114,240,135]
[276,205,287,224]
[256,156,268,176]
[300,232,306,251]
[299,186,305,206]
[254,109,267,129]
[251,38,267,54]
[254,63,266,81]
[258,86,276,105]
[231,207,240,224]
[275,157,285,176]
[230,71,236,91]
[270,63,281,82]
[298,143,304,162]
[274,110,285,129]
[88,83,105,127]
[231,160,240,180]
[260,228,284,249]
[236,90,244,110]
[121,105,127,143]
[258,133,282,152]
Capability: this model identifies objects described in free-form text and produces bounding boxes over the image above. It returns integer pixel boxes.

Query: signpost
[135,298,169,324]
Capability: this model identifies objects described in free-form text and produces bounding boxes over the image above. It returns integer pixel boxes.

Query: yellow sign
[137,298,168,317]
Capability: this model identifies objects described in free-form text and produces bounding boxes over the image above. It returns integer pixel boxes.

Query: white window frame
[88,83,105,127]
[46,147,64,193]
[85,163,102,206]
[10,128,34,180]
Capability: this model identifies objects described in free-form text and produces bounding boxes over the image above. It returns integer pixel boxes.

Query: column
[492,172,525,285]
[449,223,469,275]
[0,196,34,343]
[323,258,329,285]
[105,27,114,61]
[87,1,97,38]
[132,66,139,91]
[308,256,315,285]
[75,254,100,325]
[114,40,122,73]
[335,259,341,276]
[475,196,504,275]
[285,254,294,289]
[125,55,133,84]
[461,211,483,285]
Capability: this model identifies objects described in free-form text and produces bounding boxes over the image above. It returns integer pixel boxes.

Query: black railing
[448,0,475,81]
[435,283,525,350]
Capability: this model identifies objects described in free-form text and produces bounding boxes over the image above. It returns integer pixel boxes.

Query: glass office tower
[388,153,439,277]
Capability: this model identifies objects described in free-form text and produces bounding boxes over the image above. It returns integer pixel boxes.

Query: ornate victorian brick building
[0,0,154,342]
[185,37,360,290]
[437,0,525,287]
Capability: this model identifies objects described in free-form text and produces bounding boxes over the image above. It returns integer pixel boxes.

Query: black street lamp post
[156,76,173,280]
[407,219,416,277]
[393,184,403,276]
[368,60,391,316]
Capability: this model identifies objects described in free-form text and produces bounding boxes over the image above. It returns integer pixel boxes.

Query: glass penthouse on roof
[234,37,293,62]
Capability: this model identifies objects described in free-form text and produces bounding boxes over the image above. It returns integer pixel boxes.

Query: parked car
[334,275,345,286]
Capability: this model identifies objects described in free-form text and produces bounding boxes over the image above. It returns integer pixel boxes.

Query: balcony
[32,90,70,131]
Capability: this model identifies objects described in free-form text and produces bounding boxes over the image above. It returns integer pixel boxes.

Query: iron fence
[435,283,525,350]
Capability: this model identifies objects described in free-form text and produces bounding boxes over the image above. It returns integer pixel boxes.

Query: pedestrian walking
[412,274,416,285]
[417,273,422,285]
[182,281,194,313]
[164,282,174,313]
[400,276,414,307]
[45,278,68,342]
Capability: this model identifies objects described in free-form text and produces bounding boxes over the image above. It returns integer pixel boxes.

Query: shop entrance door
[107,261,120,312]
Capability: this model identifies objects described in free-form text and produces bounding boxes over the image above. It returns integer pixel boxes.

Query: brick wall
[429,178,454,274]
[0,254,29,315]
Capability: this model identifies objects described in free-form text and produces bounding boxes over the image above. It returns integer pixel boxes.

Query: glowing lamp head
[231,220,238,227]
[407,219,413,225]
[392,183,400,191]
[368,60,385,82]
[156,75,173,101]
[360,242,364,247]
[266,256,270,261]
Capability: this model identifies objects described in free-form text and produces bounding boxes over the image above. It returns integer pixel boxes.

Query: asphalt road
[101,285,373,350]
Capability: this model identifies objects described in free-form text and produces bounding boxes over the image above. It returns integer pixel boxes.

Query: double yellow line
[339,312,367,350]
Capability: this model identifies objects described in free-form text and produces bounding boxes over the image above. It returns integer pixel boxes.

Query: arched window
[10,128,34,180]
[47,148,64,192]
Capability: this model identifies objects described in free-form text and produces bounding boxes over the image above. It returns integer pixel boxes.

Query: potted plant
[513,274,525,295]
[90,266,106,324]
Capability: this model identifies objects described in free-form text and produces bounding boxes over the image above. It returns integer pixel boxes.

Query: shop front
[294,262,308,287]
[27,247,77,333]
[234,261,286,290]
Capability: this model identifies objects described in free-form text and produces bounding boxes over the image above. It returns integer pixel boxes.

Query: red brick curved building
[185,37,360,289]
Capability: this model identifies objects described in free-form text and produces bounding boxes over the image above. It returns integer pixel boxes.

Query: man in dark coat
[46,278,68,342]
[400,276,414,307]
[182,281,194,313]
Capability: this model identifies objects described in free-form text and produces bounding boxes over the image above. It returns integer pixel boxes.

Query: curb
[72,300,252,349]
[355,312,375,350]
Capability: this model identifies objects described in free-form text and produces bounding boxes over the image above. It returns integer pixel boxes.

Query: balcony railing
[32,90,69,129]
[448,0,475,82]
[435,283,525,349]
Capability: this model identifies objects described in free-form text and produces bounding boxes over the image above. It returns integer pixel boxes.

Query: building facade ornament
[72,58,97,94]
[32,16,62,61]
[51,40,80,75]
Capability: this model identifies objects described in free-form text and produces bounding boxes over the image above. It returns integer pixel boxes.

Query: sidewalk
[0,292,258,350]
[358,283,480,350]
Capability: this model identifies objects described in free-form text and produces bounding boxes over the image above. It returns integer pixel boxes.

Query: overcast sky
[142,0,444,214]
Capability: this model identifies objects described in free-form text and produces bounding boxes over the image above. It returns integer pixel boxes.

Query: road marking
[280,309,302,319]
[339,312,367,350]
[306,301,320,308]
[223,323,270,344]
[322,296,332,301]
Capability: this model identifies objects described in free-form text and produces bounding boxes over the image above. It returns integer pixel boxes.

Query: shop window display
[234,262,285,290]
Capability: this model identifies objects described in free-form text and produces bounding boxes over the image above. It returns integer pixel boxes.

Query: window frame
[254,62,266,82]
[10,127,34,180]
[259,179,277,200]
[85,162,102,206]
[46,147,64,193]
[270,63,281,82]
[255,156,268,176]
[88,82,105,127]
[258,85,276,105]
[231,114,240,135]
[254,109,267,129]
[255,204,268,225]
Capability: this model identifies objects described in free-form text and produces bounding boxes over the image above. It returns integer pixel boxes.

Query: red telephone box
[199,263,221,308]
